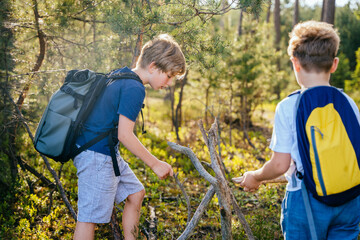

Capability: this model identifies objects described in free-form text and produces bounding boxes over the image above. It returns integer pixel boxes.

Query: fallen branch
[262,175,287,184]
[177,186,215,240]
[4,87,77,220]
[174,174,192,224]
[148,206,157,240]
[168,119,254,240]
[110,206,123,240]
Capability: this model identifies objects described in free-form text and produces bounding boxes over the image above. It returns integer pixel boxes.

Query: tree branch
[174,173,191,224]
[168,142,217,185]
[177,186,216,240]
[3,86,77,220]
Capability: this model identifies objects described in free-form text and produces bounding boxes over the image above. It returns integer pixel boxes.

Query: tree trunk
[274,0,281,50]
[174,71,188,141]
[16,0,46,110]
[219,0,227,30]
[266,0,272,23]
[11,0,46,179]
[321,0,326,20]
[131,31,144,68]
[229,80,233,146]
[238,9,243,36]
[169,85,175,132]
[322,0,336,25]
[293,0,299,26]
[204,84,211,128]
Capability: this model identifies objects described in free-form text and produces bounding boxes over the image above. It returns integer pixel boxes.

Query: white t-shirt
[269,90,360,191]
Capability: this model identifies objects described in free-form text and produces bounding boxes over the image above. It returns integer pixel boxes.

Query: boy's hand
[232,171,261,192]
[151,160,174,180]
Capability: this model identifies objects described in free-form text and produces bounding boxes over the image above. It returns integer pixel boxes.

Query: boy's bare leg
[73,222,95,240]
[122,189,145,240]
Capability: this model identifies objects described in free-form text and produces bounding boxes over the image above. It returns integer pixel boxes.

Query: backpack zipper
[310,126,327,196]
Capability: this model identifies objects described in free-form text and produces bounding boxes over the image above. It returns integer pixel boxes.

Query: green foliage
[3,0,360,239]
[336,3,360,70]
[331,52,351,89]
[226,20,285,126]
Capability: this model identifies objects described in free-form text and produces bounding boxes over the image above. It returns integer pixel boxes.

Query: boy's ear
[291,57,301,72]
[330,57,339,73]
[148,62,157,74]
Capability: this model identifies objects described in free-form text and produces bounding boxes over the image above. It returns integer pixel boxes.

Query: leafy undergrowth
[1,113,286,239]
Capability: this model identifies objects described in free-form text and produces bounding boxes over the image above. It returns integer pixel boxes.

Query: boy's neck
[297,69,331,89]
[132,67,149,85]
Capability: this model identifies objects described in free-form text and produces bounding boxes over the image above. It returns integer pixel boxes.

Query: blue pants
[281,190,360,240]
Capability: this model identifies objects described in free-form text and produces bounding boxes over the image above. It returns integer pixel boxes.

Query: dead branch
[17,156,56,188]
[230,191,254,238]
[149,205,157,240]
[174,174,191,224]
[262,175,287,184]
[168,120,254,240]
[110,206,123,240]
[167,142,216,186]
[4,87,77,220]
[177,186,215,240]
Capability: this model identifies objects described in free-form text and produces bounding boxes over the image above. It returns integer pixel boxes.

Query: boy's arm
[233,151,291,192]
[117,114,173,180]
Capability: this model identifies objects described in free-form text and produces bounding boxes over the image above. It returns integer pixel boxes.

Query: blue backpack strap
[288,89,301,97]
[301,181,318,240]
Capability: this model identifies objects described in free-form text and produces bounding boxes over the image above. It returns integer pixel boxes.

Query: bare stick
[168,142,216,185]
[149,206,157,240]
[262,175,287,184]
[110,206,123,240]
[174,173,192,224]
[177,186,216,240]
[4,88,77,220]
[230,192,255,240]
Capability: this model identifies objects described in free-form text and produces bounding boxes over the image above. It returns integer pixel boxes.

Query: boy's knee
[127,189,145,205]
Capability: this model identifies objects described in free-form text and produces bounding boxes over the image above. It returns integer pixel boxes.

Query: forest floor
[1,99,288,239]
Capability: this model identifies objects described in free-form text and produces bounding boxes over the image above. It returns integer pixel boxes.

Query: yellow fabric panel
[306,103,360,196]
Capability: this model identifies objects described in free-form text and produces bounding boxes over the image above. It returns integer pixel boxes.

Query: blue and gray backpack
[34,69,145,176]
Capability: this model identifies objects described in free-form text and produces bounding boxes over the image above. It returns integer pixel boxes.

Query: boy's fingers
[232,176,244,184]
[170,167,174,177]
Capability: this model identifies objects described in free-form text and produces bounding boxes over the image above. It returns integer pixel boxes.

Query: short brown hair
[288,21,340,72]
[137,34,186,77]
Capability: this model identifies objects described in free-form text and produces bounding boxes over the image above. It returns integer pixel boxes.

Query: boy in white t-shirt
[232,21,360,239]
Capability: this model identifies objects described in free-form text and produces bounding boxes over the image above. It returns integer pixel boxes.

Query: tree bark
[266,0,272,23]
[293,0,299,27]
[204,84,211,128]
[322,0,336,25]
[274,0,281,50]
[16,0,46,110]
[131,30,144,68]
[174,71,188,141]
[238,9,244,36]
[321,0,326,20]
[10,0,46,179]
[110,207,123,240]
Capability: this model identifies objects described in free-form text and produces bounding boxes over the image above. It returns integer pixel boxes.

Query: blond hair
[137,34,186,77]
[288,20,340,72]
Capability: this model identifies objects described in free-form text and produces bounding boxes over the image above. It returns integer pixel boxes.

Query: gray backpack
[34,69,143,176]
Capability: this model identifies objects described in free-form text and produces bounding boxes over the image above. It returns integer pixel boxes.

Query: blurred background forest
[1,0,360,239]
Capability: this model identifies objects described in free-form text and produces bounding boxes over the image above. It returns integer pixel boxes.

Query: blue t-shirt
[76,67,145,156]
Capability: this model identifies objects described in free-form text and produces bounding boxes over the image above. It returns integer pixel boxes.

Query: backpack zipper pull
[311,126,324,139]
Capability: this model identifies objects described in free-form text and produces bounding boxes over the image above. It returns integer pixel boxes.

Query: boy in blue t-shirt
[73,34,186,240]
[232,21,360,239]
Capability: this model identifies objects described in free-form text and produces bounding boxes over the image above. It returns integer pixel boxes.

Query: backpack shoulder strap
[107,72,143,85]
[288,89,301,97]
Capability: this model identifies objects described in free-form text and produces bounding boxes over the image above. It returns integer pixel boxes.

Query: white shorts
[73,150,144,223]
